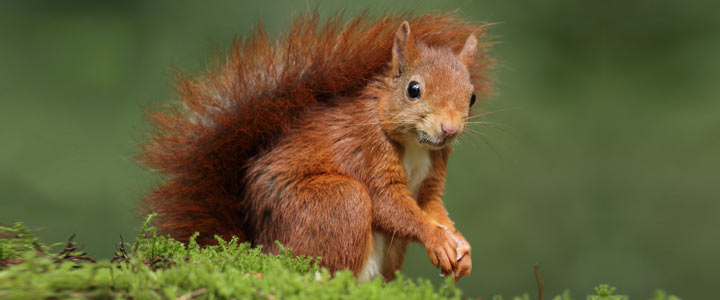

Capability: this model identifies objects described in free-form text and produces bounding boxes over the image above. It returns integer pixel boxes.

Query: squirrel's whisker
[464,107,521,120]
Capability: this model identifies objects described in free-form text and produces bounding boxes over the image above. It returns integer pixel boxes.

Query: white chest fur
[402,145,431,198]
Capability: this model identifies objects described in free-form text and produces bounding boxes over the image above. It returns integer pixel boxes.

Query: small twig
[176,288,207,300]
[111,234,130,264]
[534,264,544,300]
[0,258,23,269]
[54,234,96,265]
[143,256,176,271]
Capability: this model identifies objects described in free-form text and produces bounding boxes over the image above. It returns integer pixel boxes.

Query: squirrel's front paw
[424,225,458,275]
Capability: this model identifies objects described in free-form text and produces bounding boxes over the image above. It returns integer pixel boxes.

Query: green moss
[0,216,683,300]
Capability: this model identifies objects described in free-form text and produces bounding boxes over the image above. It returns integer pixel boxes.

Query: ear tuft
[458,34,478,66]
[391,21,412,76]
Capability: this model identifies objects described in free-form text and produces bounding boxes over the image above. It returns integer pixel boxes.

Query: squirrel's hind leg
[256,175,374,278]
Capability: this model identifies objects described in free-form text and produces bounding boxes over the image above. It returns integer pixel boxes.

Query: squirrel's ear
[458,34,478,66]
[391,21,413,76]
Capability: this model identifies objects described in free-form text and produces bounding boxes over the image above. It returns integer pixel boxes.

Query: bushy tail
[139,11,493,245]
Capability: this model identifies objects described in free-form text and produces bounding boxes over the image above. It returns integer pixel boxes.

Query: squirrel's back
[140,11,492,245]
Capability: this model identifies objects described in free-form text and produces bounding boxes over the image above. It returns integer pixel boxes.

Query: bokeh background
[2,0,718,298]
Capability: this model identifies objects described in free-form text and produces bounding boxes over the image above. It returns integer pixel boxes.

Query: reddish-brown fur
[140,11,492,281]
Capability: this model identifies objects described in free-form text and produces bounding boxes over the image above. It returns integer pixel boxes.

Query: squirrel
[140,12,493,282]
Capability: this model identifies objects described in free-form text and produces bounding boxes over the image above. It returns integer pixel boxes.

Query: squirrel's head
[377,21,478,150]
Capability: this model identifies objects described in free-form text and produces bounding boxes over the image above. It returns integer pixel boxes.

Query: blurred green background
[1,0,719,298]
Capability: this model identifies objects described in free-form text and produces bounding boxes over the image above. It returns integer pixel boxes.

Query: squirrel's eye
[470,92,476,107]
[407,81,421,99]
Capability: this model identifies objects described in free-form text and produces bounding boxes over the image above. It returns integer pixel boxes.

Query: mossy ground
[0,215,682,300]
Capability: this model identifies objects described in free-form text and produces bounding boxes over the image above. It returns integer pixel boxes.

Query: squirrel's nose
[440,122,459,137]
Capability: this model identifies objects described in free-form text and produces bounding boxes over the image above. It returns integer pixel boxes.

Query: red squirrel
[140,12,493,282]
